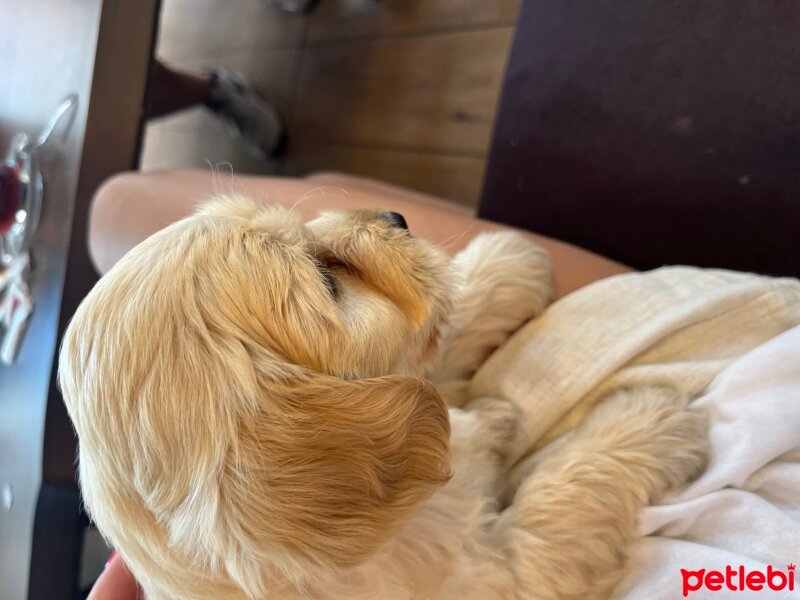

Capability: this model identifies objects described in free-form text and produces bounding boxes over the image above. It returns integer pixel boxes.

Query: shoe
[205,69,287,159]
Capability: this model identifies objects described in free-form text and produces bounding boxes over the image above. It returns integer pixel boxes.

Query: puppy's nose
[383,211,408,230]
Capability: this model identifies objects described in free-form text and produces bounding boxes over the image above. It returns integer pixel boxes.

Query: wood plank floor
[141,0,519,207]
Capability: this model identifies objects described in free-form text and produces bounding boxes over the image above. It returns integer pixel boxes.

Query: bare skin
[89,169,632,298]
[87,552,140,600]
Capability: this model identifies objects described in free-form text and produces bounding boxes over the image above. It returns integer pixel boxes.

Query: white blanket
[623,326,800,599]
[470,267,800,599]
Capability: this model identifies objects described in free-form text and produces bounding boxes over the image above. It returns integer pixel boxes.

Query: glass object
[1,94,77,265]
[0,94,77,364]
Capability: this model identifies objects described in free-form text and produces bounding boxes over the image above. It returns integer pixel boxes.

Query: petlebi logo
[681,564,796,596]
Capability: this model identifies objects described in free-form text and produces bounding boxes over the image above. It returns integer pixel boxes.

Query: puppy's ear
[221,375,451,581]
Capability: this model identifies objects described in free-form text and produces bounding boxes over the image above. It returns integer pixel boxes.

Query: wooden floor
[140,0,520,207]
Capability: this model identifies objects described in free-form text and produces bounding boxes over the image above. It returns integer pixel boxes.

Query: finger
[87,551,141,600]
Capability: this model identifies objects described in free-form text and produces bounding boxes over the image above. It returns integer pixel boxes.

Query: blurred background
[141,0,519,207]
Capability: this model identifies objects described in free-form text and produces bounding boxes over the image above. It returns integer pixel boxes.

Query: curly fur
[59,196,708,599]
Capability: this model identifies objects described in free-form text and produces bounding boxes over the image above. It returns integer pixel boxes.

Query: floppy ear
[216,374,451,588]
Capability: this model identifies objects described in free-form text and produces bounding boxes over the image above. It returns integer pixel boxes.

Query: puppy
[59,197,707,600]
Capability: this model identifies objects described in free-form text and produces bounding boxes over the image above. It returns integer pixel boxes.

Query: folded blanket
[472,266,800,459]
[470,266,800,598]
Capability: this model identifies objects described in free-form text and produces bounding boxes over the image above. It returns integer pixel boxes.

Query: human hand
[87,551,141,600]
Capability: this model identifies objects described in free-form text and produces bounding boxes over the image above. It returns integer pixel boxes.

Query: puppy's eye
[316,257,351,300]
[321,270,338,299]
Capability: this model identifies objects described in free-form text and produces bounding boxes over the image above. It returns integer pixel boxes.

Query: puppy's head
[59,196,452,597]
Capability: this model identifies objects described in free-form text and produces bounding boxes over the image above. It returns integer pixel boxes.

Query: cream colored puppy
[59,197,707,600]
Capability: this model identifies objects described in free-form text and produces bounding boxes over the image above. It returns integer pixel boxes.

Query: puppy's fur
[60,197,707,600]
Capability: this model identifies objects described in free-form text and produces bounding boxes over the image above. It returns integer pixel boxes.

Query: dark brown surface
[480,0,800,276]
[0,1,159,599]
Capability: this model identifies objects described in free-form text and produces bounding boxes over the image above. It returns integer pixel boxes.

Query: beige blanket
[472,266,800,460]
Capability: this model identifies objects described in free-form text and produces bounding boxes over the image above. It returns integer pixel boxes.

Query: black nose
[383,211,408,230]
